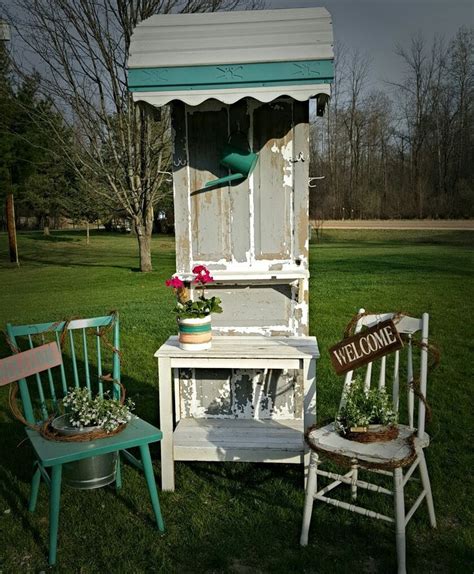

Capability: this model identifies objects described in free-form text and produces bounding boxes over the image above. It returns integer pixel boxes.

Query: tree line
[1,0,261,271]
[310,28,473,220]
[0,3,472,272]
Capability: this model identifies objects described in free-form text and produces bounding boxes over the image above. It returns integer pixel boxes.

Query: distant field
[0,229,473,573]
[311,219,474,230]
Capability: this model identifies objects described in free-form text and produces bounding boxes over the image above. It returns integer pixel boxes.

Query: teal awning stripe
[128,59,334,92]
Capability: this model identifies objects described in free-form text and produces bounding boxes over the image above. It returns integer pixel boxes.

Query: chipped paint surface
[180,368,301,419]
[281,141,294,189]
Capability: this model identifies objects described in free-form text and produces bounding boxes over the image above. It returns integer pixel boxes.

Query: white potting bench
[128,8,333,490]
[156,336,318,491]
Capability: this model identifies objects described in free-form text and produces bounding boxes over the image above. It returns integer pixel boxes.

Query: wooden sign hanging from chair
[329,319,403,375]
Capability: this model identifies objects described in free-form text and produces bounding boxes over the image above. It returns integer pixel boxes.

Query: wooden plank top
[155,335,319,359]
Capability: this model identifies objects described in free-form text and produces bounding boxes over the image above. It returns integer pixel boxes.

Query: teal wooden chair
[4,314,165,565]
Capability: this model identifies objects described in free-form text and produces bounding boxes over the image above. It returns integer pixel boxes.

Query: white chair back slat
[339,309,366,410]
[407,336,414,429]
[361,313,422,334]
[378,355,386,389]
[340,372,352,409]
[417,313,430,438]
[392,350,400,413]
[364,362,372,391]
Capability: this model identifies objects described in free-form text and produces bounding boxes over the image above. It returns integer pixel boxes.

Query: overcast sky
[266,0,473,88]
[3,0,472,91]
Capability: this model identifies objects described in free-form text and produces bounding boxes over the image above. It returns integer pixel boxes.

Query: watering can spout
[205,172,245,188]
[205,135,259,189]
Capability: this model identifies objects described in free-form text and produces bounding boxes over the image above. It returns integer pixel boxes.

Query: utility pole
[1,18,18,266]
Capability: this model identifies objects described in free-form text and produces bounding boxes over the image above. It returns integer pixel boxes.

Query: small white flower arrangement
[62,387,135,433]
[335,376,397,436]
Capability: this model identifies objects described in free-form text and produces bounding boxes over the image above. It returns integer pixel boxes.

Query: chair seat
[306,423,429,467]
[26,417,163,467]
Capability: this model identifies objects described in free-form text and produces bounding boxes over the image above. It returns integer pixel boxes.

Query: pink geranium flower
[165,276,184,289]
[192,265,214,285]
[192,265,207,274]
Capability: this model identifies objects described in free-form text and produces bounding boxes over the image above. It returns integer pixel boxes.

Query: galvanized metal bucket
[52,414,117,490]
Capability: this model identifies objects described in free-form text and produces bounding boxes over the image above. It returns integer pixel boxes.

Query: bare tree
[342,49,371,216]
[3,0,263,271]
[448,27,474,212]
[392,33,440,218]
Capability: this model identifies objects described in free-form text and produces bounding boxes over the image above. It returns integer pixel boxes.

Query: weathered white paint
[281,141,294,189]
[214,325,293,335]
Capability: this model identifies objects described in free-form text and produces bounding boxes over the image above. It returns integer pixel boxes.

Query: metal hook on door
[309,176,325,188]
[291,152,305,163]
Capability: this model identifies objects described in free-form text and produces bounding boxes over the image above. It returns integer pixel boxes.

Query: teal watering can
[205,132,258,188]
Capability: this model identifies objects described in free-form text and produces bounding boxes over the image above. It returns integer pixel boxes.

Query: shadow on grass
[0,466,47,558]
[184,460,302,511]
[26,233,79,243]
[17,249,175,271]
[18,254,137,270]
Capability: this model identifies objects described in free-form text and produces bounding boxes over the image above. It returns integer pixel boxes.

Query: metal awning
[127,7,334,107]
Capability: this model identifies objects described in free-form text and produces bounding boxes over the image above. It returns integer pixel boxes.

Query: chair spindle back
[6,315,120,425]
[341,309,430,439]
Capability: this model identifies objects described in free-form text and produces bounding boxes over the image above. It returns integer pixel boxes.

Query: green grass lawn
[0,229,473,573]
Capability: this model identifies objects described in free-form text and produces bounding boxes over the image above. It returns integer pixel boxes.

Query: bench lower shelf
[173,418,306,463]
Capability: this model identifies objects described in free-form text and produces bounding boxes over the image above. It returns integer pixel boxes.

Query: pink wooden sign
[0,342,62,387]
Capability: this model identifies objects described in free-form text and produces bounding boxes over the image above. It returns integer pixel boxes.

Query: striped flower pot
[178,315,212,351]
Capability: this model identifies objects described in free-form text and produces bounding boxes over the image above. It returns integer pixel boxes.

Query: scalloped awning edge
[132,84,331,107]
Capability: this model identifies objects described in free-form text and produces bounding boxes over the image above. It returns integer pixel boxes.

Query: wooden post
[6,193,19,266]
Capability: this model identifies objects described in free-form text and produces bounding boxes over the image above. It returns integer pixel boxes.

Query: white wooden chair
[300,310,437,574]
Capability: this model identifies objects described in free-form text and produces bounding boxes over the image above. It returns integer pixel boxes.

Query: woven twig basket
[344,424,399,443]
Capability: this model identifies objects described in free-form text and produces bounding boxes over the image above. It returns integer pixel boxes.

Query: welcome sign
[329,319,403,375]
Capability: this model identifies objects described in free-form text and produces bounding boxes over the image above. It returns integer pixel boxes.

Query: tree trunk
[86,220,90,245]
[136,226,152,272]
[43,215,50,236]
[135,206,154,272]
[6,194,19,266]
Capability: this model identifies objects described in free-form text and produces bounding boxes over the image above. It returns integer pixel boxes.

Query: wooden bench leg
[158,357,175,491]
